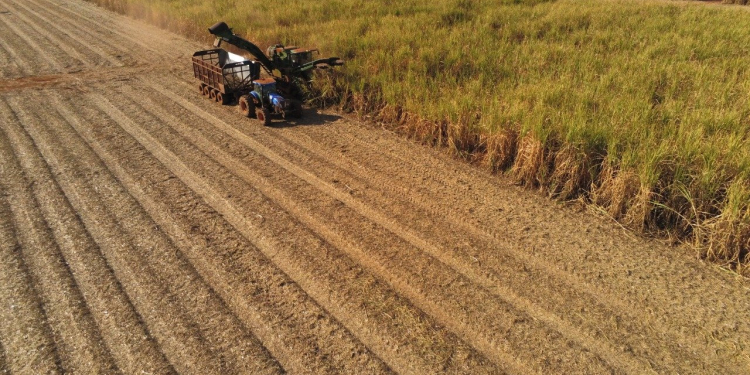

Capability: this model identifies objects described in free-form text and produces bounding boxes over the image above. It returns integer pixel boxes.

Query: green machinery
[208,21,344,98]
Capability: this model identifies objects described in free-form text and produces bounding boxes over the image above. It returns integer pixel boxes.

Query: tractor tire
[256,107,272,126]
[238,95,255,118]
[216,91,227,105]
[199,83,207,95]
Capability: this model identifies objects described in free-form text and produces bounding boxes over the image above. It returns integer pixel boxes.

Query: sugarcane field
[1,0,750,373]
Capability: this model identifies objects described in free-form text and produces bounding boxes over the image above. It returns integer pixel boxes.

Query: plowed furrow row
[28,0,157,54]
[0,20,35,77]
[117,85,510,374]
[0,0,124,67]
[148,80,612,374]
[0,0,90,69]
[6,96,243,375]
[140,84,621,374]
[92,90,501,374]
[0,11,64,72]
[229,102,710,372]
[0,41,24,79]
[0,102,118,374]
[0,133,62,375]
[0,96,175,375]
[28,0,197,64]
[21,0,151,65]
[0,42,11,67]
[295,112,750,370]
[125,84,540,373]
[222,119,659,370]
[58,92,394,375]
[38,91,284,375]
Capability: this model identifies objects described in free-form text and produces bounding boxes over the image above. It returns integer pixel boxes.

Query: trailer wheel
[216,92,226,105]
[256,107,271,126]
[199,83,207,95]
[209,89,218,101]
[239,95,255,118]
[203,86,211,96]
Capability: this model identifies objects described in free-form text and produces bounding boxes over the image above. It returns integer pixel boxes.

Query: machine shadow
[269,109,342,128]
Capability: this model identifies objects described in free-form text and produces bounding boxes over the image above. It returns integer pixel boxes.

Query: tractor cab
[251,78,289,111]
[289,48,318,66]
[253,78,278,98]
[267,44,319,71]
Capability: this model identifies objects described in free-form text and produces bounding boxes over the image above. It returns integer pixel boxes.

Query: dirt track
[1,0,749,373]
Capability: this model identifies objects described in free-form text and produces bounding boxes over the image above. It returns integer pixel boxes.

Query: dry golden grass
[511,136,546,188]
[549,145,593,200]
[483,129,517,172]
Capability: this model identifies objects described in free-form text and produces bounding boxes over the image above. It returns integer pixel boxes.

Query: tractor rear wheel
[256,107,272,126]
[238,95,255,118]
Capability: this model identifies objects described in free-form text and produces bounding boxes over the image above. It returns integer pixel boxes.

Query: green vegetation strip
[88,0,750,273]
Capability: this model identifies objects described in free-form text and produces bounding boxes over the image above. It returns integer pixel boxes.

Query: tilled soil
[0,0,749,373]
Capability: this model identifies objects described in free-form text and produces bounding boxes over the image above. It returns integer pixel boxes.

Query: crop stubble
[1,0,749,373]
[0,106,117,374]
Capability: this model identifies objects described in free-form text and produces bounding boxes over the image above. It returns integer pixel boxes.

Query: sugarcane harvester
[207,21,344,98]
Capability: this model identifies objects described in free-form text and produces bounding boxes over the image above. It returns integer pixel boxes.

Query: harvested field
[0,0,749,373]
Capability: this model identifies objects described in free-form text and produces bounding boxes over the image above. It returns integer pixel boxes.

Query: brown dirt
[1,0,749,373]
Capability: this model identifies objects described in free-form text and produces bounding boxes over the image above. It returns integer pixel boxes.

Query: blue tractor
[238,78,302,126]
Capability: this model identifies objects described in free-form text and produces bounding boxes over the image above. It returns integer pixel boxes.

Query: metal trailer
[192,48,260,105]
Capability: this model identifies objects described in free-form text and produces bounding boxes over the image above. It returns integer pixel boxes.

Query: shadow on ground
[269,109,341,128]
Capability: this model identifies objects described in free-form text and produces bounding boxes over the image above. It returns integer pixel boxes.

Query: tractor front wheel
[239,95,255,118]
[256,107,272,126]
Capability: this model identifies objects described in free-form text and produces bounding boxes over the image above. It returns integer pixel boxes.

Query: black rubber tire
[199,83,207,95]
[209,89,217,101]
[238,95,255,118]
[202,86,211,96]
[256,107,272,126]
[216,91,226,104]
